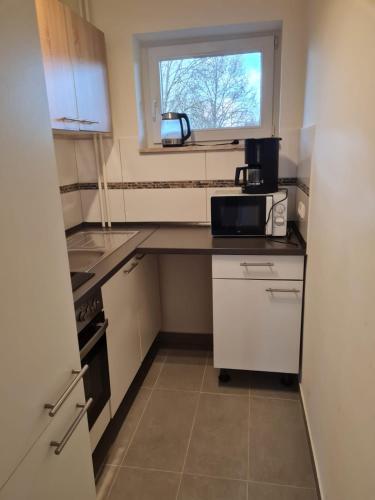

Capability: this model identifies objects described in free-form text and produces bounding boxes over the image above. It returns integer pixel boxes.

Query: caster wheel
[281,374,294,387]
[219,369,231,383]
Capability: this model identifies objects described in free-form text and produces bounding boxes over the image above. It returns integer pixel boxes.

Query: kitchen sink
[67,230,138,272]
[68,249,106,271]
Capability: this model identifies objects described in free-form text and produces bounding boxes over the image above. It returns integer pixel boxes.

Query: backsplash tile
[124,188,207,222]
[60,191,82,229]
[120,137,206,182]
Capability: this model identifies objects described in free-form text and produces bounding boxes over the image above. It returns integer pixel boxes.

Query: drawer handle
[80,119,100,125]
[266,288,300,293]
[50,398,93,455]
[240,262,274,267]
[59,116,81,123]
[124,262,139,274]
[44,365,89,417]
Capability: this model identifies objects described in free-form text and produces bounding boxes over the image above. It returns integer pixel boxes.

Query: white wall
[300,1,375,499]
[88,0,307,223]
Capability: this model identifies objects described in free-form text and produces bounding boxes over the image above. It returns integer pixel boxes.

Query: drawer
[212,254,304,280]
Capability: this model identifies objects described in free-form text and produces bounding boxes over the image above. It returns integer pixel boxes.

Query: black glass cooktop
[70,271,95,292]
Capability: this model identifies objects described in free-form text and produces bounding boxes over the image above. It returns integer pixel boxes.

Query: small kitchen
[1,1,374,500]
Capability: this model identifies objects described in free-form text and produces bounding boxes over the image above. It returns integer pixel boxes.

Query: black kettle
[161,112,191,147]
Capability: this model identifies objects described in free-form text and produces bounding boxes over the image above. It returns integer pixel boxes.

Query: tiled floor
[96,348,318,500]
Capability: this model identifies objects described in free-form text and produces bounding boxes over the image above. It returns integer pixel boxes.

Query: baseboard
[157,331,213,350]
[299,385,324,500]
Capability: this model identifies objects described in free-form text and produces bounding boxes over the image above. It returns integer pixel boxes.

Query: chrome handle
[79,320,108,360]
[60,117,81,123]
[136,253,146,261]
[50,398,93,455]
[124,262,139,274]
[240,262,274,267]
[44,365,88,417]
[266,288,301,293]
[80,119,100,125]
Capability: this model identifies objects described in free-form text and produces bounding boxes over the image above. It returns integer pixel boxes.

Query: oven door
[211,195,268,236]
[79,311,110,430]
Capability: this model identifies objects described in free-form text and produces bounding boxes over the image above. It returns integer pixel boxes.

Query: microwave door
[212,196,267,236]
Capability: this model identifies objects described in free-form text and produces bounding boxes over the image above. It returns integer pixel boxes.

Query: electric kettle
[161,112,191,146]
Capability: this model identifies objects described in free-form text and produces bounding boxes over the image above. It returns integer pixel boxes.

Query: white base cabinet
[102,254,161,416]
[212,255,304,374]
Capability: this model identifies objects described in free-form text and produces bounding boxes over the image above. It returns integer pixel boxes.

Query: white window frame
[143,34,277,145]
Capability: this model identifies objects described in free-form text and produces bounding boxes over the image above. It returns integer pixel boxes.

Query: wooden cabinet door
[65,7,112,132]
[213,279,303,373]
[102,258,142,416]
[0,384,96,500]
[136,255,162,360]
[35,0,79,130]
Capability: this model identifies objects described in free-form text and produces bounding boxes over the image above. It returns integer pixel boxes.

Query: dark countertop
[72,226,157,307]
[71,223,305,307]
[138,224,305,256]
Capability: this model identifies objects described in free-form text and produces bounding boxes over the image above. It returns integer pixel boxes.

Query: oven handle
[79,319,109,360]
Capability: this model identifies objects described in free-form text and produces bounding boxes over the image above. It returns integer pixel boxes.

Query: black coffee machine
[235,137,281,194]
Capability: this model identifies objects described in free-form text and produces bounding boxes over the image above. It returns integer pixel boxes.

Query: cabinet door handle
[44,365,89,417]
[50,398,93,455]
[59,117,81,123]
[240,262,274,267]
[80,119,100,125]
[265,288,300,293]
[124,262,139,274]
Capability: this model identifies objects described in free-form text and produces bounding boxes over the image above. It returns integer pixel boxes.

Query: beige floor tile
[142,356,165,388]
[109,467,180,500]
[248,481,318,500]
[106,388,152,466]
[249,372,299,400]
[124,389,199,472]
[178,473,247,500]
[96,466,119,500]
[185,393,249,479]
[202,359,250,395]
[155,349,207,391]
[249,398,315,487]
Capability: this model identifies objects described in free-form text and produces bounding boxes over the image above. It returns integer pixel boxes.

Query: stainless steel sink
[67,230,138,272]
[68,249,106,271]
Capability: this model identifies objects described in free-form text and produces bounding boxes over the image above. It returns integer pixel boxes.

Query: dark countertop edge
[68,222,306,307]
[71,225,158,308]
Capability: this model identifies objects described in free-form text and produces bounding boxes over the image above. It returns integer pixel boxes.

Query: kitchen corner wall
[57,0,308,334]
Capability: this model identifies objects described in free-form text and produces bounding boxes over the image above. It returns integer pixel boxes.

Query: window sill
[139,144,244,154]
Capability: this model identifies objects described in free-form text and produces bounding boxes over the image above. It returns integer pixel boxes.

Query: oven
[76,290,110,430]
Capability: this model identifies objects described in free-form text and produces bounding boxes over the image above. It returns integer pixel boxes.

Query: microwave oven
[211,189,288,237]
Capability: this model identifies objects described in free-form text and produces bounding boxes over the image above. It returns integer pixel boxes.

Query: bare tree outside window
[159,52,261,130]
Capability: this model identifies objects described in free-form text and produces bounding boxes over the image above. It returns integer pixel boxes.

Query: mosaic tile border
[296,179,310,196]
[60,183,80,194]
[60,178,298,193]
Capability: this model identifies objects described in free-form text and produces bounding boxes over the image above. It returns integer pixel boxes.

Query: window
[143,34,278,145]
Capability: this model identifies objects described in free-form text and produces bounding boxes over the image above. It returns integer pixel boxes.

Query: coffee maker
[235,137,281,194]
